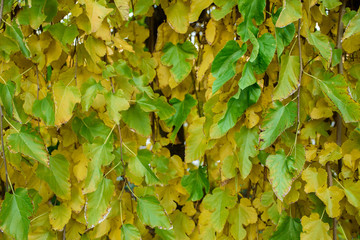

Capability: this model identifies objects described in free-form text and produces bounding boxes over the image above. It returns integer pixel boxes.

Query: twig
[0,0,4,24]
[35,65,40,128]
[0,105,9,193]
[297,19,303,130]
[74,37,78,86]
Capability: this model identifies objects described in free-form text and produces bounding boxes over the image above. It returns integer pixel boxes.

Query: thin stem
[4,115,19,133]
[30,211,48,223]
[125,180,138,199]
[74,37,78,86]
[0,105,9,193]
[104,124,116,144]
[123,142,136,156]
[0,0,4,24]
[297,19,303,128]
[35,65,40,128]
[0,75,6,84]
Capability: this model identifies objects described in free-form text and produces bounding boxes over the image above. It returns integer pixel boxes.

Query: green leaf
[270,214,302,240]
[5,22,31,58]
[105,90,130,124]
[32,94,55,126]
[137,93,176,120]
[266,144,305,201]
[307,31,332,62]
[237,19,259,42]
[273,54,300,100]
[134,0,154,15]
[83,139,115,193]
[235,126,259,179]
[203,188,237,232]
[248,29,259,62]
[343,180,360,209]
[80,77,104,112]
[212,0,237,20]
[252,33,276,74]
[0,188,33,240]
[161,41,197,82]
[259,101,297,150]
[343,10,360,40]
[48,24,79,51]
[0,80,15,116]
[315,74,360,123]
[0,35,19,61]
[137,196,171,229]
[122,103,152,136]
[239,61,256,90]
[121,224,141,240]
[86,178,115,226]
[211,40,247,94]
[36,154,71,200]
[43,0,58,22]
[129,149,160,185]
[238,0,266,25]
[218,83,261,136]
[165,94,197,141]
[7,126,49,166]
[273,8,296,58]
[275,0,302,28]
[181,166,210,201]
[72,114,111,143]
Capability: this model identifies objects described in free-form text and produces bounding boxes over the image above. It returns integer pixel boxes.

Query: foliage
[0,0,360,239]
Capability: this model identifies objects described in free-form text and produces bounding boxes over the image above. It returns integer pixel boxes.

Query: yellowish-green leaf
[343,180,360,209]
[53,80,81,126]
[84,0,113,33]
[137,195,171,229]
[121,224,141,240]
[185,117,207,163]
[228,199,257,240]
[343,10,360,40]
[165,1,189,34]
[316,186,344,218]
[105,90,130,124]
[301,167,327,193]
[307,31,332,62]
[276,0,302,28]
[318,142,342,165]
[49,204,72,231]
[300,213,331,240]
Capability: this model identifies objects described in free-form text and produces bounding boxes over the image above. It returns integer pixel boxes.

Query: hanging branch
[297,19,303,127]
[0,105,9,193]
[35,65,40,128]
[74,37,78,86]
[0,0,4,24]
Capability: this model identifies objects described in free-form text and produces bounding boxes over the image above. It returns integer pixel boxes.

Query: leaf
[266,144,305,201]
[315,74,360,123]
[7,126,49,167]
[307,31,332,62]
[165,94,197,141]
[300,213,331,240]
[273,54,300,100]
[270,214,302,240]
[0,80,15,116]
[36,154,71,200]
[5,22,31,58]
[273,8,296,58]
[84,0,113,33]
[260,101,297,150]
[48,24,79,50]
[122,103,152,136]
[218,83,261,136]
[189,0,213,22]
[343,180,360,209]
[83,139,114,193]
[301,167,327,193]
[129,149,160,185]
[53,80,81,126]
[275,0,302,28]
[343,9,360,40]
[165,1,190,34]
[121,224,141,240]
[228,199,257,240]
[80,77,104,111]
[0,188,33,240]
[238,0,266,25]
[86,178,115,226]
[170,210,195,240]
[239,61,256,90]
[137,93,176,120]
[185,117,207,163]
[137,196,171,229]
[105,90,130,124]
[203,188,237,232]
[211,40,247,94]
[181,166,210,201]
[316,186,344,218]
[212,0,237,20]
[252,33,276,74]
[134,0,154,16]
[318,142,342,165]
[161,41,197,82]
[72,114,111,143]
[32,94,55,126]
[49,204,72,231]
[235,126,259,179]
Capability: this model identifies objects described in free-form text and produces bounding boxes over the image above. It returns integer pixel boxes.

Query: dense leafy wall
[0,0,360,239]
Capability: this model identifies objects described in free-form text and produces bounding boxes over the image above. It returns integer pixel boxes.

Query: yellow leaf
[182,201,197,216]
[205,19,217,45]
[165,0,190,34]
[72,148,89,182]
[84,0,113,33]
[189,0,213,22]
[70,184,85,213]
[310,98,333,119]
[302,167,327,193]
[316,186,344,218]
[300,213,331,240]
[65,219,86,240]
[318,142,342,166]
[170,210,195,240]
[49,204,72,231]
[46,39,62,64]
[53,80,81,126]
[185,117,207,163]
[197,45,214,81]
